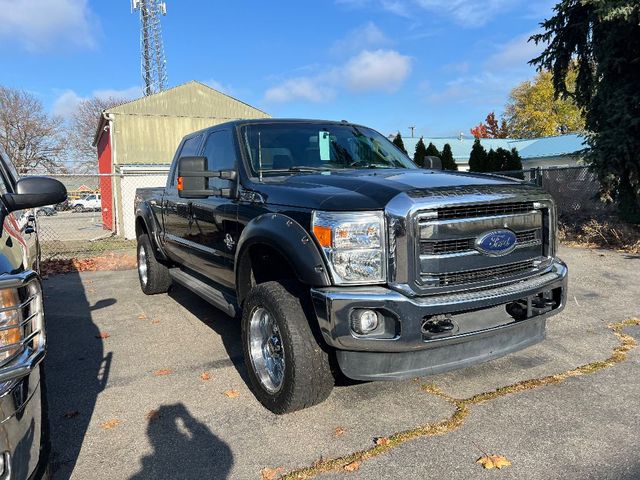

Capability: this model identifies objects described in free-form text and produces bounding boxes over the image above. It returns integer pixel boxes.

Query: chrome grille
[435,260,536,287]
[436,202,535,220]
[420,229,539,255]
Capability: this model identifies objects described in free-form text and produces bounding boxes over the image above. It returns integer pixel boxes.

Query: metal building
[93,80,270,239]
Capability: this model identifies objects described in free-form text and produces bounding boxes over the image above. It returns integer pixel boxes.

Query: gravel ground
[43,246,640,479]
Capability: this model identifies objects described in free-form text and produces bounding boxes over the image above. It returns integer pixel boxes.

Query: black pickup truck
[135,119,567,414]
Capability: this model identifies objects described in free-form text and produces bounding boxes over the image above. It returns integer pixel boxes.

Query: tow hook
[422,315,457,337]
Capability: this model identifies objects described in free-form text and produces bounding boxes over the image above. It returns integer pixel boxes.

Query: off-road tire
[241,281,334,414]
[137,234,171,295]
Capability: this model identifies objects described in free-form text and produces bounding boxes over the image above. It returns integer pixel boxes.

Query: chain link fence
[29,172,168,260]
[492,166,612,221]
[29,166,610,260]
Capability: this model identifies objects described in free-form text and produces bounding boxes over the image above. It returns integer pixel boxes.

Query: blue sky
[0,0,556,138]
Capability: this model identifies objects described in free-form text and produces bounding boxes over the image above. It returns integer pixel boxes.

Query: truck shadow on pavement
[168,285,249,383]
[43,272,115,480]
[129,403,233,480]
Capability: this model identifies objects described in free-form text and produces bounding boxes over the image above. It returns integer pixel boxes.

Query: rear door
[185,128,238,290]
[162,134,203,265]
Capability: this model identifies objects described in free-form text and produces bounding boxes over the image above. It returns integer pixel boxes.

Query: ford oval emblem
[475,229,517,256]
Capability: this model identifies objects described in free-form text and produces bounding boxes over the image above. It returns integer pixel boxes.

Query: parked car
[134,119,567,414]
[35,205,57,217]
[71,194,101,212]
[0,147,67,478]
[54,199,71,212]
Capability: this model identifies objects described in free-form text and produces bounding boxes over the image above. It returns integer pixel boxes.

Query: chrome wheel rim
[138,247,148,286]
[248,307,285,393]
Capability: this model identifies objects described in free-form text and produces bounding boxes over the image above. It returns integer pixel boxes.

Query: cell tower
[132,0,168,96]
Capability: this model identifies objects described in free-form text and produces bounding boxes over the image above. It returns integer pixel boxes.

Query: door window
[170,134,202,187]
[203,130,236,190]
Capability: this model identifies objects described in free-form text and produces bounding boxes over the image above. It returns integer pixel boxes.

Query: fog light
[351,309,379,335]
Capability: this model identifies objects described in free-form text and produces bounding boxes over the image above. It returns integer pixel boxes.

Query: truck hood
[251,169,522,211]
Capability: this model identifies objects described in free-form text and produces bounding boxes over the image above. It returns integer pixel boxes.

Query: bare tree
[0,86,65,174]
[68,96,128,173]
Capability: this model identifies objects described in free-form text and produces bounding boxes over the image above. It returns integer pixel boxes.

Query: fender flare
[135,202,168,261]
[235,213,331,302]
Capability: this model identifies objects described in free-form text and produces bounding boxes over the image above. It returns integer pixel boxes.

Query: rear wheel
[74,205,84,213]
[137,234,171,294]
[241,281,334,414]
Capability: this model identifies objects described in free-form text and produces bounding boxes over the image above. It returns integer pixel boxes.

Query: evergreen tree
[425,142,440,158]
[392,132,407,154]
[440,143,458,170]
[413,137,427,167]
[494,148,513,172]
[486,149,500,172]
[468,138,488,172]
[531,0,640,220]
[504,148,523,172]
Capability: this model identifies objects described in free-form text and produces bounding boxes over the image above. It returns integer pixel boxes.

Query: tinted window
[170,135,202,186]
[203,130,236,189]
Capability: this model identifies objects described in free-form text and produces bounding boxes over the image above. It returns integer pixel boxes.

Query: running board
[169,269,237,317]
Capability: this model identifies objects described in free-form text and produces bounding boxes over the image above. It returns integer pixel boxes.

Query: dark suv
[0,147,66,479]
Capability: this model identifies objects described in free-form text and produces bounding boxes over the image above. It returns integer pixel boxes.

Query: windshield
[240,123,416,177]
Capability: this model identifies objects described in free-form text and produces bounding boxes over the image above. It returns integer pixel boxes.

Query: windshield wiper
[264,166,333,174]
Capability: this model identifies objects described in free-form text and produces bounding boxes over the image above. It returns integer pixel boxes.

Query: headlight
[0,288,22,365]
[312,211,386,285]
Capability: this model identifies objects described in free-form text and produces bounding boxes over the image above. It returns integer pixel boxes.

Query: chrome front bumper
[310,259,567,380]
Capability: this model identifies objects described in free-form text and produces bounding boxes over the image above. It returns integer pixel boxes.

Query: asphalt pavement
[43,246,640,479]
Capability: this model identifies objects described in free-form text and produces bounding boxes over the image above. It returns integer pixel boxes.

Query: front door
[186,129,238,290]
[162,134,203,265]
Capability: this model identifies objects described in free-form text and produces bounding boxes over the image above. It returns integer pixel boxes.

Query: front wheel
[74,205,84,213]
[241,281,334,414]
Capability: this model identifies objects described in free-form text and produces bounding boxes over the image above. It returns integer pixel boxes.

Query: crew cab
[134,119,567,414]
[0,146,67,478]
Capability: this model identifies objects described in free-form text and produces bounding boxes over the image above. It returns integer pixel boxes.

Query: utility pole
[408,126,415,138]
[132,0,168,96]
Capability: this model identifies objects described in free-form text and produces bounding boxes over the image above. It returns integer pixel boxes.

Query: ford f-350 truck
[134,119,567,414]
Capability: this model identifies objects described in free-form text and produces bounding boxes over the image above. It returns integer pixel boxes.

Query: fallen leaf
[375,437,390,446]
[223,389,240,398]
[476,454,512,470]
[260,467,284,480]
[146,410,161,422]
[334,426,346,437]
[344,461,361,472]
[100,419,121,430]
[154,368,173,376]
[85,280,94,285]
[200,372,211,381]
[95,332,110,339]
[151,319,160,325]
[63,410,80,419]
[87,288,97,294]
[138,314,147,320]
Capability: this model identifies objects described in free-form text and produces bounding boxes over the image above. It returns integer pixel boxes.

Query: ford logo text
[475,229,517,256]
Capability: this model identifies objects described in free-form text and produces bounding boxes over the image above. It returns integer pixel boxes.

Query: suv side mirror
[423,156,442,170]
[177,156,236,198]
[3,177,67,213]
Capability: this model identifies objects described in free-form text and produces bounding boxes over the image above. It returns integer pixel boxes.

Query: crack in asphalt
[278,318,640,479]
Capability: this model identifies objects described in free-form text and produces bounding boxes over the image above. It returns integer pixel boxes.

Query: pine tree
[425,142,440,158]
[494,148,512,172]
[504,148,523,172]
[392,132,407,154]
[413,137,427,167]
[531,0,640,220]
[486,149,500,172]
[440,143,458,170]
[468,138,488,172]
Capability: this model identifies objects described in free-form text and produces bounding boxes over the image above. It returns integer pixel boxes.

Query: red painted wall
[97,128,114,231]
